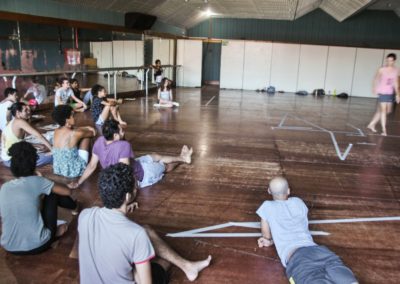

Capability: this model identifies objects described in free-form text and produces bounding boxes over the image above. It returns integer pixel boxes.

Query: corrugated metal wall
[188,10,400,49]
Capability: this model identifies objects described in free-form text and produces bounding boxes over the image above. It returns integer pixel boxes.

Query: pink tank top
[376,67,398,95]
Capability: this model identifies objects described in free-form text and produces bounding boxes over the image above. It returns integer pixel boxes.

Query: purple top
[92,136,144,181]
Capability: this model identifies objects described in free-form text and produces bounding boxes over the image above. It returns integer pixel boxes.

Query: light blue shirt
[256,197,316,267]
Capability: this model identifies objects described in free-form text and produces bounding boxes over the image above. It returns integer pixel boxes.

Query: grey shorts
[136,155,165,188]
[286,245,357,284]
[378,94,394,103]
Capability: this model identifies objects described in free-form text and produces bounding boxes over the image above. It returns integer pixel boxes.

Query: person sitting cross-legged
[0,141,77,255]
[78,163,212,283]
[256,177,358,284]
[1,102,52,167]
[52,105,96,178]
[73,119,193,189]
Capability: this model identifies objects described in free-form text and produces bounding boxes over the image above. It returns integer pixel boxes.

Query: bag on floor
[312,89,325,96]
[337,92,348,99]
[295,90,308,96]
[266,86,276,94]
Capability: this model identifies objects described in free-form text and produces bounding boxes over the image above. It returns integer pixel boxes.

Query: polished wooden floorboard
[1,86,400,283]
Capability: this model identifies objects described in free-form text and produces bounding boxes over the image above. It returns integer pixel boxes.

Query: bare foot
[71,202,80,216]
[181,145,193,164]
[381,132,387,136]
[56,223,68,237]
[184,255,212,282]
[367,125,377,133]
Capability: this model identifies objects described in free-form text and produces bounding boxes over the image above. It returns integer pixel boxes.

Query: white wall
[177,39,202,87]
[351,48,384,97]
[242,41,272,90]
[297,45,328,91]
[270,43,301,92]
[220,40,245,89]
[325,46,357,95]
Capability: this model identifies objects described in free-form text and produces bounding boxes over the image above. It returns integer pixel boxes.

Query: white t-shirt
[256,197,316,267]
[0,100,13,131]
[54,88,73,106]
[78,207,155,284]
[27,85,47,104]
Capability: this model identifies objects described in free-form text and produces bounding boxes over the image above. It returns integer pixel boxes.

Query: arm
[71,94,87,109]
[258,219,274,248]
[134,261,152,284]
[75,126,96,139]
[76,154,99,187]
[19,120,52,151]
[169,90,173,101]
[119,157,131,166]
[395,73,399,103]
[157,88,161,101]
[52,183,72,196]
[372,69,381,95]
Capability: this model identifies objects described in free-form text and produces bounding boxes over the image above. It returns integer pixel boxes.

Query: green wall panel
[188,10,400,49]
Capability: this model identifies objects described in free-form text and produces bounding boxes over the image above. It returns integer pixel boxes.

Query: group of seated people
[0,77,358,283]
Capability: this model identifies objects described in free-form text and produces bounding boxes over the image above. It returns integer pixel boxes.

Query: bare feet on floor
[367,125,377,133]
[184,255,212,282]
[181,145,193,164]
[381,132,387,136]
[56,223,68,237]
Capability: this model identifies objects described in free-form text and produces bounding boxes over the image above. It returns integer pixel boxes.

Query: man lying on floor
[73,119,193,189]
[78,163,212,283]
[256,177,358,284]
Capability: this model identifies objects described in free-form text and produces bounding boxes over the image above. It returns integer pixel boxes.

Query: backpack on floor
[295,90,308,96]
[337,92,349,99]
[312,89,325,96]
[266,86,276,94]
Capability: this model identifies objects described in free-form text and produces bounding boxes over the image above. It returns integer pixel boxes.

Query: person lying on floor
[256,176,358,284]
[72,119,192,189]
[78,163,212,283]
[0,141,78,255]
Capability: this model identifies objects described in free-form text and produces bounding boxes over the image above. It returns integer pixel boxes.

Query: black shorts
[151,262,169,284]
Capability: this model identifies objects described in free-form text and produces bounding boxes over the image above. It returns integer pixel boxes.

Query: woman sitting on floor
[52,105,96,178]
[0,141,77,255]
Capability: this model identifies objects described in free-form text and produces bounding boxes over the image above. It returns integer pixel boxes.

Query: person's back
[0,175,53,252]
[78,207,155,284]
[257,197,316,266]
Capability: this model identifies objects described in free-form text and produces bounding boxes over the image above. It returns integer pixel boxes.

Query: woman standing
[367,53,400,136]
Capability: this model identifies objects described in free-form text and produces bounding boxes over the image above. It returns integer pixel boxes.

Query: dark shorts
[286,245,357,284]
[151,262,169,284]
[378,94,394,103]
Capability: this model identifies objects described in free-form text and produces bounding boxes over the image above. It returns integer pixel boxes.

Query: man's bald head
[268,177,289,198]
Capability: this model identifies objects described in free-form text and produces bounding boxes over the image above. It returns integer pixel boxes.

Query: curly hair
[52,105,73,126]
[91,84,105,97]
[98,163,134,209]
[102,119,120,141]
[9,141,38,177]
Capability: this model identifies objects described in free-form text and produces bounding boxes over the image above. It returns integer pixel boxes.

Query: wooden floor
[1,86,400,283]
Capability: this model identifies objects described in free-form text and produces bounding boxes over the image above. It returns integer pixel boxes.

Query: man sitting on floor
[256,177,358,284]
[1,102,52,167]
[78,163,212,283]
[74,119,193,188]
